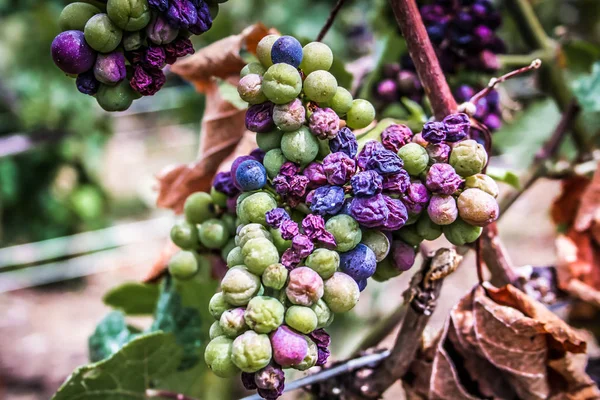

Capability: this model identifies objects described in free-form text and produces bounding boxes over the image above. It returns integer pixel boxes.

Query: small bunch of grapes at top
[200,35,500,400]
[51,0,221,112]
[374,59,423,106]
[420,0,505,73]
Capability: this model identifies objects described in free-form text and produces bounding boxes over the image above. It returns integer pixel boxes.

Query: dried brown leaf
[575,162,600,232]
[142,239,179,283]
[405,285,597,400]
[155,81,255,213]
[171,23,273,92]
[551,176,590,227]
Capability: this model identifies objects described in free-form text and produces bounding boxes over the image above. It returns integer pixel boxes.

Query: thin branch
[480,223,519,288]
[388,0,457,120]
[469,59,542,105]
[239,350,391,400]
[146,389,199,400]
[349,248,462,398]
[316,0,347,42]
[499,99,581,213]
[350,305,407,356]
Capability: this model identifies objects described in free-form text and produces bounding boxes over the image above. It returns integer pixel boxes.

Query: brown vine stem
[146,389,199,400]
[316,0,347,42]
[388,0,457,119]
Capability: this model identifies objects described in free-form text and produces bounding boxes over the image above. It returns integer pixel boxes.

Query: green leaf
[493,100,560,169]
[573,61,600,113]
[52,332,182,400]
[103,282,160,315]
[358,33,407,100]
[150,277,204,370]
[88,311,139,362]
[485,167,521,190]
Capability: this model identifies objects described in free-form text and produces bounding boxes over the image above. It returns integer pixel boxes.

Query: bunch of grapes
[168,34,502,399]
[420,0,505,73]
[374,59,424,106]
[51,0,222,112]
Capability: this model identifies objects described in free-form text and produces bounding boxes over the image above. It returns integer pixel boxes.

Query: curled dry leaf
[156,24,271,213]
[404,284,597,400]
[550,164,600,304]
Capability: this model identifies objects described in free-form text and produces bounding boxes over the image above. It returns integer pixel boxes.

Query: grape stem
[467,59,542,106]
[388,0,457,120]
[316,0,348,42]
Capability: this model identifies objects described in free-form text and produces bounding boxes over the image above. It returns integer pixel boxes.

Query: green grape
[84,13,123,53]
[237,229,272,249]
[221,266,261,306]
[322,272,359,313]
[241,62,267,78]
[346,99,375,129]
[59,2,102,31]
[204,336,240,378]
[321,86,353,116]
[270,228,292,254]
[416,214,443,241]
[210,186,228,208]
[96,81,136,112]
[106,0,151,31]
[237,192,277,225]
[226,246,245,267]
[325,214,362,252]
[170,219,199,249]
[285,305,318,334]
[168,250,199,280]
[263,149,287,178]
[221,238,237,261]
[303,70,337,103]
[237,223,268,239]
[256,34,280,67]
[395,224,423,246]
[305,248,339,279]
[184,192,215,224]
[311,299,334,328]
[299,42,333,74]
[442,218,482,246]
[261,263,288,290]
[256,130,283,152]
[244,296,285,333]
[360,230,390,262]
[221,214,237,236]
[198,219,230,249]
[371,258,403,282]
[209,321,225,339]
[262,63,303,104]
[209,292,232,319]
[242,237,280,275]
[236,191,254,209]
[280,126,319,165]
[317,138,331,160]
[398,143,429,176]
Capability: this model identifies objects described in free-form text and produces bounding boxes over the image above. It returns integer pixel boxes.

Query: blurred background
[0,0,599,399]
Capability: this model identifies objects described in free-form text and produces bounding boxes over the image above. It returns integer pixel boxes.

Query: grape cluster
[420,0,505,73]
[374,60,423,105]
[191,35,500,399]
[51,0,221,112]
[168,181,244,281]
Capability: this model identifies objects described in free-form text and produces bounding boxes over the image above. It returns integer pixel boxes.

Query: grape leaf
[404,284,597,400]
[88,311,139,362]
[103,282,160,315]
[485,166,520,190]
[573,62,600,113]
[52,332,182,400]
[150,277,204,370]
[358,33,407,100]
